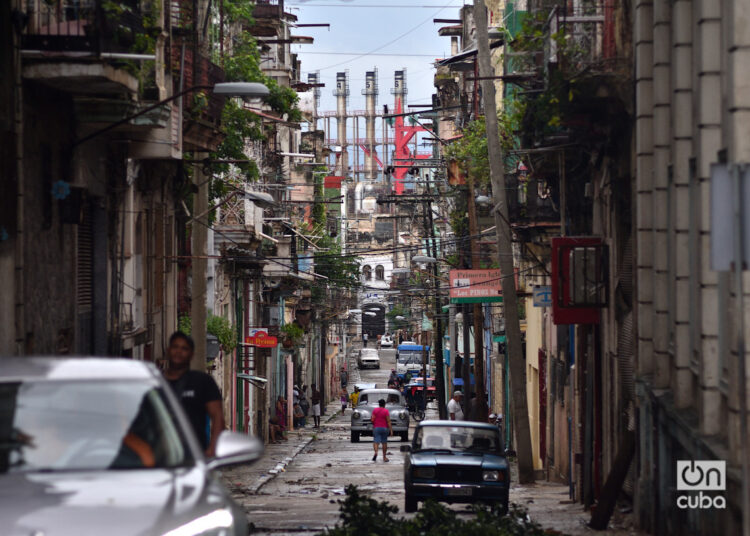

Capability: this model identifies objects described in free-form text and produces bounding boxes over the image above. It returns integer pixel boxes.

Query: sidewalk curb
[248,435,314,494]
[248,403,341,495]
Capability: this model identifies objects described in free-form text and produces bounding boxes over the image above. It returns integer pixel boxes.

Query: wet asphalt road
[239,348,414,534]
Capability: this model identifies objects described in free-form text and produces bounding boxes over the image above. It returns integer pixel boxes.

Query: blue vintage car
[401,420,510,513]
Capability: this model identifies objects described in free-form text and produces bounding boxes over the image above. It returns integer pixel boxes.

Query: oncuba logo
[676,460,726,509]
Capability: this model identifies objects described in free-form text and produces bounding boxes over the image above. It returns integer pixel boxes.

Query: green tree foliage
[313,235,361,291]
[319,485,559,536]
[177,313,237,353]
[209,2,302,182]
[444,118,490,185]
[280,322,305,342]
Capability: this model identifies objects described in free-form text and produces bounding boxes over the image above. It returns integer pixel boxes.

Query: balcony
[21,0,145,94]
[506,172,560,228]
[171,45,226,151]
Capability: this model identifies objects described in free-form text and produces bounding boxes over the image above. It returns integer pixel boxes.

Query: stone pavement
[220,399,343,497]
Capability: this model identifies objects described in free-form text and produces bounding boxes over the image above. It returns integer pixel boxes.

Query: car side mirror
[207,431,264,471]
[504,448,516,457]
[400,445,411,452]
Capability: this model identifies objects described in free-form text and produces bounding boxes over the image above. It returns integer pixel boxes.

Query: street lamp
[74,82,270,146]
[475,194,492,206]
[395,315,405,320]
[364,312,377,317]
[411,255,437,264]
[347,309,362,314]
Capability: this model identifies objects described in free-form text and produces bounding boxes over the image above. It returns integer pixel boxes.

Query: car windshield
[414,426,500,453]
[357,392,402,406]
[0,380,193,473]
[361,350,378,357]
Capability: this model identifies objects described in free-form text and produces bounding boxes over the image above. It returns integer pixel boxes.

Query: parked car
[0,357,262,535]
[379,335,394,348]
[351,388,410,442]
[357,348,381,369]
[401,420,510,513]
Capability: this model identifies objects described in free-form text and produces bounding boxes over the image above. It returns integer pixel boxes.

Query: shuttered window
[77,203,93,310]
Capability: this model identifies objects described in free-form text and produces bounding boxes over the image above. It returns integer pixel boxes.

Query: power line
[311,4,454,71]
[299,52,442,57]
[288,3,462,7]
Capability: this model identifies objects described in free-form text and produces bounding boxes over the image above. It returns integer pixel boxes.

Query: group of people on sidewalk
[268,383,323,443]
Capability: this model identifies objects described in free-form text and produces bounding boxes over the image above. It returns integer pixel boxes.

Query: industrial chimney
[307,72,320,130]
[333,71,349,177]
[362,68,378,181]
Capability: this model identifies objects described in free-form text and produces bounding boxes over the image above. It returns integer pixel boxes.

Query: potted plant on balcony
[280,323,304,349]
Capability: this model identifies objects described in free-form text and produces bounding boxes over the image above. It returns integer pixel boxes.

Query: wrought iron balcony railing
[22,0,144,54]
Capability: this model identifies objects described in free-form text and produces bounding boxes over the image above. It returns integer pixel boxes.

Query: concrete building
[633,0,750,532]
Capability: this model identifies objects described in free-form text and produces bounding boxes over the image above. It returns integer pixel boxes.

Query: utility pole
[191,156,208,372]
[426,196,447,419]
[473,0,534,483]
[467,178,487,422]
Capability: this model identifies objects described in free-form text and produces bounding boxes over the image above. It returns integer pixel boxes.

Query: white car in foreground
[358,348,381,369]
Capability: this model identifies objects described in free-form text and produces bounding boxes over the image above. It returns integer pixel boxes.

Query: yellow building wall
[525,297,544,470]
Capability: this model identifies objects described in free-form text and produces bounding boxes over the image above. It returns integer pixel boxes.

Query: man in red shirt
[371,398,392,462]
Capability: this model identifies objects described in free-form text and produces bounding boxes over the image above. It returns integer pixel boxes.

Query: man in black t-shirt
[164,331,225,456]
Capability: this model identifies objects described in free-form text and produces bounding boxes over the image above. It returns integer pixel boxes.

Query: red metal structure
[391,96,432,194]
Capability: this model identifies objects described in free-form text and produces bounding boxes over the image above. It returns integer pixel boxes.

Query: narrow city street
[223,348,642,536]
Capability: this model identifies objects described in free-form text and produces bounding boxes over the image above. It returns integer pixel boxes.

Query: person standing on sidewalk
[311,383,321,428]
[448,390,464,421]
[363,332,368,347]
[371,399,392,462]
[163,331,225,457]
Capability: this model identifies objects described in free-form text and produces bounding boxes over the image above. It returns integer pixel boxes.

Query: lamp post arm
[73,84,214,147]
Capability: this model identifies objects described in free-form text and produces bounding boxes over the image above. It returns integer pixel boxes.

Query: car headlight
[482,470,502,482]
[162,508,234,536]
[413,467,435,479]
[399,410,408,420]
[352,411,361,419]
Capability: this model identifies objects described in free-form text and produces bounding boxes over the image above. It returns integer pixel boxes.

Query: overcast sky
[289,0,466,120]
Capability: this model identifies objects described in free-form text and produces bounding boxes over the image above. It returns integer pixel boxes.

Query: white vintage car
[357,348,380,369]
[351,388,410,442]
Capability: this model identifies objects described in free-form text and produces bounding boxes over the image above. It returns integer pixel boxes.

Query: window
[362,265,372,281]
[375,265,385,280]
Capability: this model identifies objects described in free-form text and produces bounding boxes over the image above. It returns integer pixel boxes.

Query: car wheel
[400,431,408,442]
[351,431,360,443]
[405,494,418,513]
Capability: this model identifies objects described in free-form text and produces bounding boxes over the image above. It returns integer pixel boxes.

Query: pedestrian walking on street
[349,386,360,408]
[163,331,225,457]
[311,383,321,428]
[371,399,392,462]
[448,390,464,421]
[363,333,368,347]
[340,390,348,414]
[340,367,348,389]
[299,384,310,420]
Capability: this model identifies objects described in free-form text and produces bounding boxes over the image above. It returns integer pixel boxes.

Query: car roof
[0,357,161,382]
[416,419,498,431]
[359,388,402,396]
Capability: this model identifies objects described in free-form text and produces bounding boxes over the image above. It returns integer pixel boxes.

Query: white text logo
[676,460,726,509]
